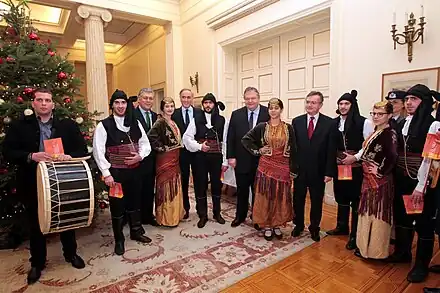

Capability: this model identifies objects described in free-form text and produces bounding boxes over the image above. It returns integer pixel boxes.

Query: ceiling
[0,1,149,53]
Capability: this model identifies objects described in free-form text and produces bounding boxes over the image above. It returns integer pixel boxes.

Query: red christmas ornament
[6,26,16,36]
[29,32,39,41]
[11,188,16,194]
[48,49,55,57]
[84,135,91,140]
[24,87,34,94]
[99,202,106,209]
[6,56,15,62]
[0,168,8,174]
[64,97,71,104]
[0,58,3,64]
[57,72,67,79]
[16,96,24,103]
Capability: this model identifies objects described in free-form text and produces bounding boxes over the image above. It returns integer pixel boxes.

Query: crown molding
[206,0,279,30]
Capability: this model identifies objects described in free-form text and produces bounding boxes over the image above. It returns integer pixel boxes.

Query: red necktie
[308,116,315,139]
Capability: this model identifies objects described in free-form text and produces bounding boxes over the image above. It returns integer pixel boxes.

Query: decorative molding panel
[206,0,279,30]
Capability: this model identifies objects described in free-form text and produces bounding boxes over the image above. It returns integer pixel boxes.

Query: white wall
[330,0,440,116]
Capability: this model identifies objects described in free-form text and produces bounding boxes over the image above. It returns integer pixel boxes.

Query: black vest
[194,112,225,142]
[102,115,142,147]
[397,117,433,154]
[336,116,366,152]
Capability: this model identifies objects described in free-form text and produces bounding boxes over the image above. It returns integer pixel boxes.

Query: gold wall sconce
[189,72,199,93]
[391,6,426,63]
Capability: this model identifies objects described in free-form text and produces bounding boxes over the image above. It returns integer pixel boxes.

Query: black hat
[405,84,435,136]
[386,90,406,101]
[337,89,358,104]
[109,89,128,107]
[336,90,362,131]
[202,93,225,111]
[109,89,135,127]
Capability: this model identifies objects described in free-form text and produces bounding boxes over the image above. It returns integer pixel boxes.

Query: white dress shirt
[402,115,413,136]
[335,117,375,160]
[93,115,151,178]
[415,120,440,193]
[183,112,228,154]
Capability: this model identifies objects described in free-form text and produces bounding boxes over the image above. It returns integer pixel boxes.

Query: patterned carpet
[0,191,321,293]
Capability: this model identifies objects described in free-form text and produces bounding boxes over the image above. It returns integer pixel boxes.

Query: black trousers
[179,149,195,213]
[293,175,326,232]
[26,196,77,269]
[139,160,156,223]
[193,152,222,218]
[108,167,142,219]
[333,166,363,236]
[235,169,257,221]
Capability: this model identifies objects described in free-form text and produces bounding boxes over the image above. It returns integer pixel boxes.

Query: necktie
[185,108,190,127]
[249,111,254,129]
[308,116,315,139]
[145,111,151,130]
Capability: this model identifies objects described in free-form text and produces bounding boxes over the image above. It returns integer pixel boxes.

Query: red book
[402,195,424,214]
[422,133,440,159]
[338,165,352,180]
[109,183,124,198]
[44,138,64,158]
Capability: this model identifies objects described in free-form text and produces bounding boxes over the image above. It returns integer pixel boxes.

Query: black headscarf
[109,89,136,127]
[336,89,362,132]
[405,84,437,136]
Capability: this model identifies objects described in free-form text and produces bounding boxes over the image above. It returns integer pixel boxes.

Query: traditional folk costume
[329,90,374,250]
[182,93,226,228]
[389,84,437,283]
[242,114,298,240]
[93,90,152,256]
[355,106,398,259]
[147,114,185,227]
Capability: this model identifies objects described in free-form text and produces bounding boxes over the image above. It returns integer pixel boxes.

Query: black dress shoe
[424,287,440,293]
[253,223,261,231]
[183,211,189,219]
[386,252,412,263]
[231,218,244,227]
[291,227,304,237]
[430,264,440,273]
[114,241,125,255]
[131,234,152,243]
[326,226,349,236]
[213,214,225,224]
[345,237,357,250]
[197,217,208,228]
[27,267,42,285]
[311,231,320,242]
[65,254,86,269]
[148,219,159,226]
[354,248,365,259]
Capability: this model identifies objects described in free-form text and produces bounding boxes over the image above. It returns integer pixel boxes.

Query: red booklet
[402,195,424,214]
[109,183,124,198]
[44,138,64,158]
[422,133,440,159]
[338,165,352,180]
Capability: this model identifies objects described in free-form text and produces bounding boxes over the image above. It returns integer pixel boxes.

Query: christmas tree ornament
[24,109,33,116]
[28,32,39,40]
[0,133,5,138]
[64,97,71,103]
[3,117,11,124]
[6,26,16,36]
[57,71,67,80]
[16,96,23,103]
[0,58,3,64]
[23,87,33,94]
[48,49,55,57]
[0,99,5,105]
[6,56,15,62]
[75,117,84,124]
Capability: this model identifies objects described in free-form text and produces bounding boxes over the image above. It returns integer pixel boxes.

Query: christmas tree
[0,0,107,249]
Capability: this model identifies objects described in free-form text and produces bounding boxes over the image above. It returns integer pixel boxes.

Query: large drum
[37,159,94,234]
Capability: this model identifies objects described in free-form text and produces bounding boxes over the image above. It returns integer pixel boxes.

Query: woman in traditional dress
[147,97,185,227]
[241,98,298,241]
[355,101,398,259]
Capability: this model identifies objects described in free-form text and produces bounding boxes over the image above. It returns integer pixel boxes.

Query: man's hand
[228,158,236,168]
[259,145,271,155]
[341,152,357,165]
[411,189,424,207]
[31,152,53,162]
[201,141,210,152]
[124,152,142,166]
[104,175,115,187]
[56,154,72,161]
[324,176,332,183]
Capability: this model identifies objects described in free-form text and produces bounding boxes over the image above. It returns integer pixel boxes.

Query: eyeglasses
[370,112,387,117]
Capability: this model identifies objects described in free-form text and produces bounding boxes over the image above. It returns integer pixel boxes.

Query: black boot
[197,217,208,228]
[424,288,440,293]
[212,195,225,224]
[127,210,152,244]
[387,227,413,263]
[346,208,359,250]
[327,205,349,235]
[407,238,434,283]
[111,216,125,255]
[213,213,225,224]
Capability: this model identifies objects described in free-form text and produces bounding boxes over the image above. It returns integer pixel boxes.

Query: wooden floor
[221,199,440,293]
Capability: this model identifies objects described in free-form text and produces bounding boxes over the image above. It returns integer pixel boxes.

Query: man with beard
[183,93,227,228]
[327,90,374,250]
[387,84,436,283]
[93,89,152,256]
[385,90,406,129]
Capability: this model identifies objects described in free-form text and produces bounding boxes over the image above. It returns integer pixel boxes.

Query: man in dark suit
[2,88,87,284]
[227,86,269,227]
[172,88,201,219]
[291,91,336,241]
[133,88,158,225]
[385,90,406,128]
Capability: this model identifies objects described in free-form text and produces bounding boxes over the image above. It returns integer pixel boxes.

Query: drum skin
[37,160,95,234]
